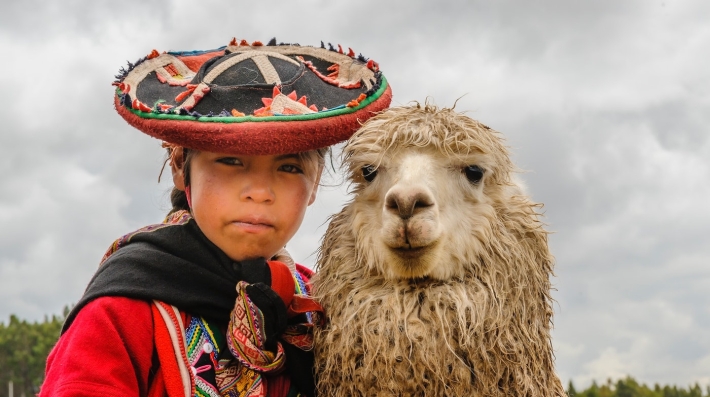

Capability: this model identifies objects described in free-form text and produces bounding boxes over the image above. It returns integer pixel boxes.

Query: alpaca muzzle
[381,182,441,265]
[384,186,434,220]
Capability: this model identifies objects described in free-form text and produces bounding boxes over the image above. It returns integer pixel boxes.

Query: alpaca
[312,103,565,397]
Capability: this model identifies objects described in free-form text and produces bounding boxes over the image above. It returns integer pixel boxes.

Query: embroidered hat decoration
[113,38,392,155]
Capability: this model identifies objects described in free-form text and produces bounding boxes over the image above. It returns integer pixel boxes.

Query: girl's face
[174,150,322,262]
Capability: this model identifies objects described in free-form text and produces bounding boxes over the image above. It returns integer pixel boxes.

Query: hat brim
[115,81,392,155]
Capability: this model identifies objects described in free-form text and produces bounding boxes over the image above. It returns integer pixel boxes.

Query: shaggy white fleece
[313,103,565,397]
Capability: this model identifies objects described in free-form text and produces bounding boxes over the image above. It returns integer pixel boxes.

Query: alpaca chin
[382,240,455,280]
[380,212,444,280]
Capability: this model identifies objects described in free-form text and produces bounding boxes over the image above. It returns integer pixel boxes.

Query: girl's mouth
[230,219,274,233]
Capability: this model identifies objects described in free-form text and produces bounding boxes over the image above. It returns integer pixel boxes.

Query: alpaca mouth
[390,245,429,259]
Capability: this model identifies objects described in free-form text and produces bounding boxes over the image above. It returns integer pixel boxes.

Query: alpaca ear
[170,146,186,191]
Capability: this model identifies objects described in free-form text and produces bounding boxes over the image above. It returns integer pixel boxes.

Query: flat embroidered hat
[113,38,392,155]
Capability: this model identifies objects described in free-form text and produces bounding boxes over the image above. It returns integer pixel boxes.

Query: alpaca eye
[362,165,378,182]
[464,165,484,184]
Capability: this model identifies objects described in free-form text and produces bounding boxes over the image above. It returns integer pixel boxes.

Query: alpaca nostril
[385,194,405,218]
[413,193,434,208]
[385,191,434,219]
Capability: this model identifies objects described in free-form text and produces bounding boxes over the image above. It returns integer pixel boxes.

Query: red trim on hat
[114,85,392,155]
[177,51,225,73]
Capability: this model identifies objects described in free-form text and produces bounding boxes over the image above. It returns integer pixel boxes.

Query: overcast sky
[1,0,709,389]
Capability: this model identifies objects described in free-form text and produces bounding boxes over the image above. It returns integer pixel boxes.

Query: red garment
[42,297,156,397]
[43,297,206,397]
[43,263,319,397]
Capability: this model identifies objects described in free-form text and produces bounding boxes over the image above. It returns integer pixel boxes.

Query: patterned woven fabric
[99,210,191,264]
[228,282,287,373]
[215,360,264,397]
[185,316,223,397]
[220,281,287,396]
[293,272,312,324]
[217,280,322,397]
[165,279,319,397]
[178,277,319,396]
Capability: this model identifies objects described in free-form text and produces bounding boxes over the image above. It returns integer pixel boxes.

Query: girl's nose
[240,174,275,203]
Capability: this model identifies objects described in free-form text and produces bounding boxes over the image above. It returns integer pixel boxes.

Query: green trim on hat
[120,76,389,124]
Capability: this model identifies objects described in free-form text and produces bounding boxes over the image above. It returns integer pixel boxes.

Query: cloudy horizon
[2,0,709,389]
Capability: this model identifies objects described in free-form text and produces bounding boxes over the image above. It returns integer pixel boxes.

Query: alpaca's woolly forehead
[344,104,514,183]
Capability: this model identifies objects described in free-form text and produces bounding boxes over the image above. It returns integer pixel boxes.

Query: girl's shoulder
[42,297,155,396]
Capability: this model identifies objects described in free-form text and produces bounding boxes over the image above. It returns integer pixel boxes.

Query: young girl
[41,38,391,397]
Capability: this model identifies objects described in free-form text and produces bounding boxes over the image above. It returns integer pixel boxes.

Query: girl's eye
[279,164,303,174]
[216,157,242,166]
[464,165,484,184]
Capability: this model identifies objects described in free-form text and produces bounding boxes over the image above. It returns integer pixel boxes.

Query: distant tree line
[568,377,709,397]
[0,308,67,397]
[1,309,709,397]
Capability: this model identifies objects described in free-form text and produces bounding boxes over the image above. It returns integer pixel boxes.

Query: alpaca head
[315,103,562,397]
[343,103,516,280]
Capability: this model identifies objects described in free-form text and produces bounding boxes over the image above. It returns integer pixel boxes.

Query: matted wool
[313,104,565,397]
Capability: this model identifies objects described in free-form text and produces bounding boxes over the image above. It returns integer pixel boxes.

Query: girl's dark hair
[165,147,329,216]
[167,148,195,215]
[169,185,190,214]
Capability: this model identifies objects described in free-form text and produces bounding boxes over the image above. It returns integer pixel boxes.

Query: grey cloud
[0,1,168,41]
[1,0,710,389]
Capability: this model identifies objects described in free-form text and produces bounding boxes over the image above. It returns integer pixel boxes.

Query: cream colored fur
[312,103,565,397]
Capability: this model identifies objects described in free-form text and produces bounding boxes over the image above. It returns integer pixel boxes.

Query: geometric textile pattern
[222,281,287,397]
[184,316,223,397]
[112,38,392,155]
[217,277,321,397]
